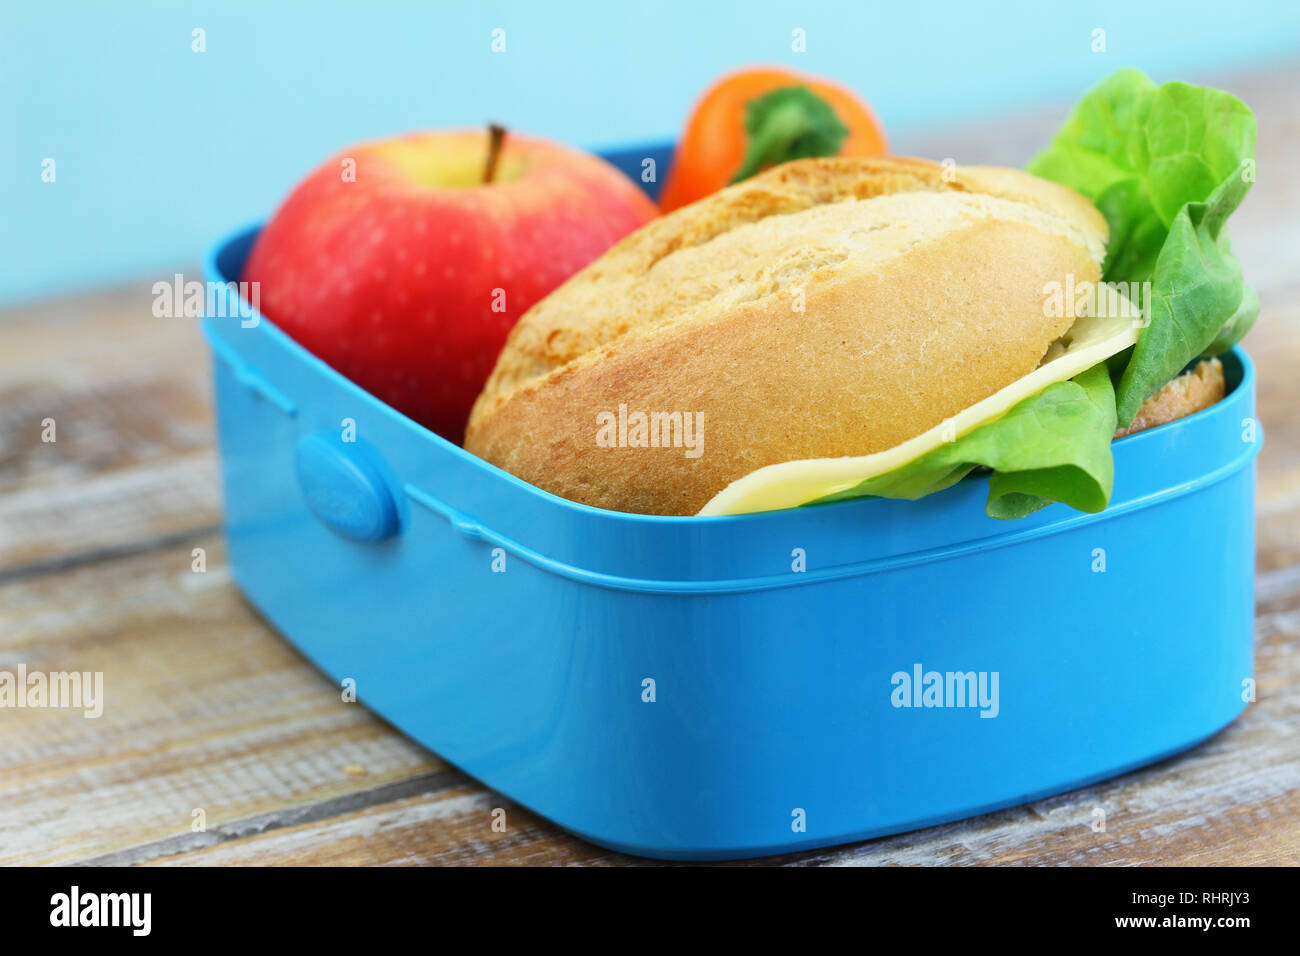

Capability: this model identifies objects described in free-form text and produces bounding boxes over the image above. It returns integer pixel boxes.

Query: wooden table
[2,65,1297,866]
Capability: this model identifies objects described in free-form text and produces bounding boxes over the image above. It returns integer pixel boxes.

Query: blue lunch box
[201,144,1261,861]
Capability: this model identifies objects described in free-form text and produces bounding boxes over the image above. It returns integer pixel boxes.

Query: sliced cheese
[698,308,1141,516]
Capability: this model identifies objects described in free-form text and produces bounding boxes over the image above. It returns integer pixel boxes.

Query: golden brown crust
[469,157,1107,422]
[1114,358,1226,438]
[465,156,1108,515]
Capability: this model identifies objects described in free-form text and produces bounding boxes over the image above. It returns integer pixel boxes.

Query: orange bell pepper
[659,66,889,212]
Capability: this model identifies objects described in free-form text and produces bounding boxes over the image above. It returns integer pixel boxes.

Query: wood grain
[0,62,1297,866]
[0,536,442,865]
[0,288,220,575]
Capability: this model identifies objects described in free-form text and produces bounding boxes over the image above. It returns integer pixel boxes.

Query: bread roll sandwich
[466,73,1256,519]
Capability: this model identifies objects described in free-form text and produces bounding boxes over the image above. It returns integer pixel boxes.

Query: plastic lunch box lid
[203,219,1261,597]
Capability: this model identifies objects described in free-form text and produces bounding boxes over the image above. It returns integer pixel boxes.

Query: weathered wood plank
[0,535,443,865]
[0,452,219,579]
[0,284,219,575]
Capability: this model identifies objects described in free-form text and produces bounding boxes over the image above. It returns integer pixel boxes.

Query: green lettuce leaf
[1202,282,1259,357]
[1112,178,1249,422]
[1027,69,1257,423]
[809,363,1118,519]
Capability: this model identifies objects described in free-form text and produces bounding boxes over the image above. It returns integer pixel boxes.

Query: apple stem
[484,123,506,184]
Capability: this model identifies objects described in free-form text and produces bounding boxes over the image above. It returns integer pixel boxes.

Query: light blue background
[3,0,1298,306]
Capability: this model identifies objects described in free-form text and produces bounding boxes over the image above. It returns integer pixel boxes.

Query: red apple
[241,128,658,442]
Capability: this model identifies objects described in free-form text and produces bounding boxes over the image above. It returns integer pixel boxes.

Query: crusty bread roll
[466,157,1108,515]
[1115,358,1225,438]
